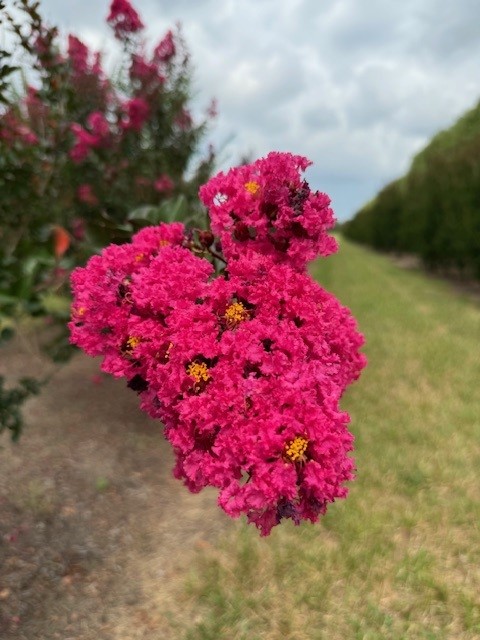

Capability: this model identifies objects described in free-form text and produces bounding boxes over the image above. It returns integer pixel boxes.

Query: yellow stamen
[135,252,145,262]
[126,335,141,350]
[245,181,260,196]
[159,239,170,247]
[224,301,249,329]
[284,436,309,462]
[186,361,211,384]
[77,306,86,316]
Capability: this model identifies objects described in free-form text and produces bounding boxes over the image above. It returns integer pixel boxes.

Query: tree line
[343,100,480,278]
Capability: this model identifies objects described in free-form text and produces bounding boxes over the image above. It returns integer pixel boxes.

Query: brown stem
[207,247,226,264]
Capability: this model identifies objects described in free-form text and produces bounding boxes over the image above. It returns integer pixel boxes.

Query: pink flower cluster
[67,35,89,75]
[69,152,366,535]
[107,0,144,40]
[153,30,176,63]
[153,174,174,193]
[0,110,38,146]
[128,30,178,95]
[121,97,150,131]
[70,112,111,162]
[199,152,338,269]
[77,184,98,206]
[23,87,49,131]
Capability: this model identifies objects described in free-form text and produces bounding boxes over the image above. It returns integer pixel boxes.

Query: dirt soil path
[0,337,228,639]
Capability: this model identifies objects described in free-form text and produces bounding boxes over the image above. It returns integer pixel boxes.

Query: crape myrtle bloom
[153,174,174,193]
[67,35,89,75]
[107,0,144,40]
[226,254,367,393]
[167,338,356,534]
[216,378,356,536]
[23,87,50,132]
[69,243,137,358]
[131,249,216,399]
[77,184,98,206]
[129,53,166,94]
[92,52,103,75]
[70,223,220,415]
[131,222,185,253]
[199,151,337,270]
[67,36,105,77]
[134,298,219,429]
[69,153,367,536]
[69,126,95,162]
[153,30,176,63]
[120,97,150,132]
[150,255,364,532]
[88,112,110,139]
[130,54,159,81]
[174,109,193,130]
[12,124,38,146]
[71,218,86,241]
[70,112,111,162]
[0,110,39,146]
[69,223,186,365]
[33,26,62,68]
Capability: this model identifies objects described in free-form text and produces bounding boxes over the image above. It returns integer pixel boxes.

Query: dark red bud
[199,230,214,247]
[233,221,249,241]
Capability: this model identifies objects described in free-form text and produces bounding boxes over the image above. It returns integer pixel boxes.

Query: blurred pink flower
[92,52,103,75]
[0,110,38,146]
[77,184,98,206]
[107,0,144,39]
[67,35,89,74]
[154,30,176,63]
[87,112,110,138]
[23,86,49,129]
[71,218,86,241]
[16,125,38,145]
[121,97,150,131]
[130,54,162,82]
[175,109,192,130]
[70,113,110,162]
[153,174,174,193]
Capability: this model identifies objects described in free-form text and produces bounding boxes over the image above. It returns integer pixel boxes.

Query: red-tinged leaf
[53,225,70,259]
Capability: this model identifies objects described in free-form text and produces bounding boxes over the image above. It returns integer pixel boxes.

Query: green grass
[165,239,480,640]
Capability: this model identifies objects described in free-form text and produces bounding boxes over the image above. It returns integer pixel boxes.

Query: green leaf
[0,293,19,305]
[163,195,189,223]
[84,223,113,249]
[127,195,189,225]
[0,64,19,79]
[127,205,165,224]
[42,333,75,363]
[0,374,45,441]
[39,292,71,318]
[0,325,15,344]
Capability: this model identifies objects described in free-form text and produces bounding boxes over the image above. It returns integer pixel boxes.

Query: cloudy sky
[23,0,480,220]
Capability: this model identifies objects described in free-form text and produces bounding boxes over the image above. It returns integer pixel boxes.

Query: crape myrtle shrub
[0,0,215,340]
[343,100,480,278]
[0,0,216,434]
[70,151,367,535]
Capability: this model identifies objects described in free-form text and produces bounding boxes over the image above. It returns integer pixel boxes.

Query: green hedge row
[343,101,480,278]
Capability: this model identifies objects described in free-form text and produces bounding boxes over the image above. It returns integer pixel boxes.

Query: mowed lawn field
[162,238,480,640]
